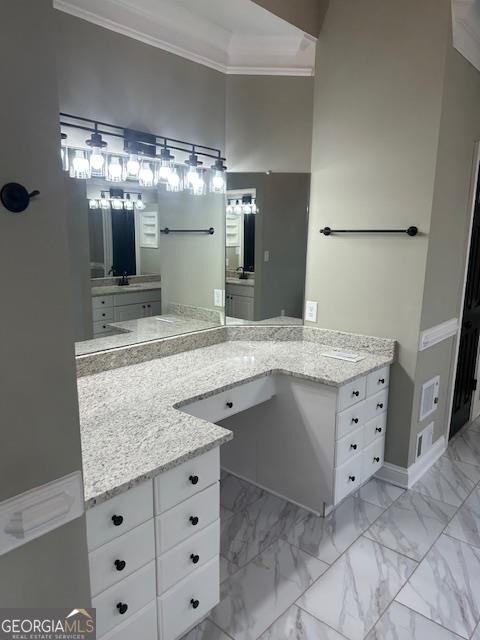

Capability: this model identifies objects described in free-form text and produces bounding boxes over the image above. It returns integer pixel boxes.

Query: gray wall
[252,0,328,37]
[226,75,314,173]
[305,0,450,467]
[0,0,90,606]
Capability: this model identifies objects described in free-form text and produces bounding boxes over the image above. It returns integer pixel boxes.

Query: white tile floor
[182,418,480,640]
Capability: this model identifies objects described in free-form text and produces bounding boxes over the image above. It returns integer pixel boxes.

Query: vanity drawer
[155,483,219,554]
[154,447,219,514]
[181,376,275,423]
[364,413,387,447]
[365,389,389,421]
[157,520,220,594]
[112,289,161,306]
[99,601,157,640]
[86,481,153,551]
[336,400,368,440]
[92,295,114,310]
[158,556,219,640]
[89,519,155,597]
[337,376,367,412]
[93,307,114,323]
[334,453,363,504]
[367,367,390,396]
[93,321,113,335]
[93,561,156,638]
[362,437,385,481]
[335,425,365,468]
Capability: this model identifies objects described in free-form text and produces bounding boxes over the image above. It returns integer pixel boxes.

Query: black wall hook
[1,183,40,213]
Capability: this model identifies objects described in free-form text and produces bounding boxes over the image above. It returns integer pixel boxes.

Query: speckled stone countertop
[91,282,162,297]
[78,338,393,509]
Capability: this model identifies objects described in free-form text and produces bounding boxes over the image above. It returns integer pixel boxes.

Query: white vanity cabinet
[225,282,254,321]
[86,447,220,640]
[91,288,162,335]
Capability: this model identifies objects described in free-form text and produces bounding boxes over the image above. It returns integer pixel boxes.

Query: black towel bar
[320,226,418,237]
[160,227,215,235]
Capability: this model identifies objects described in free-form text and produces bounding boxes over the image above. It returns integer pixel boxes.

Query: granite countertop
[91,282,162,297]
[78,339,393,509]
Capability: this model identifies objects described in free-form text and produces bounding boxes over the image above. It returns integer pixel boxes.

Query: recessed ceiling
[54,0,316,76]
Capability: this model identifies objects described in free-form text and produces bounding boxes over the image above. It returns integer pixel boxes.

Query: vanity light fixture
[234,200,242,214]
[88,198,99,209]
[226,200,234,214]
[70,149,91,180]
[124,193,134,210]
[126,153,140,179]
[157,146,175,183]
[61,133,69,172]
[86,131,107,177]
[185,153,206,196]
[106,156,124,182]
[111,198,123,210]
[100,193,110,210]
[139,160,156,187]
[135,194,145,210]
[210,159,227,194]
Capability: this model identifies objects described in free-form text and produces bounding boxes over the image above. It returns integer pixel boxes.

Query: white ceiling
[54,0,316,76]
[452,0,480,73]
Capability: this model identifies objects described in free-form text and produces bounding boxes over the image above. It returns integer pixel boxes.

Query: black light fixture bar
[60,112,225,161]
[160,227,215,235]
[320,226,418,237]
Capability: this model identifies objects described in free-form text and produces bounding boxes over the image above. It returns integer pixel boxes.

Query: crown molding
[54,0,315,76]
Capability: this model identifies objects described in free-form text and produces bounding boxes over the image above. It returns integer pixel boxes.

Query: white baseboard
[375,435,446,489]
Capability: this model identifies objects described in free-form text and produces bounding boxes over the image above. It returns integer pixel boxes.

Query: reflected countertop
[225,277,255,287]
[91,281,162,297]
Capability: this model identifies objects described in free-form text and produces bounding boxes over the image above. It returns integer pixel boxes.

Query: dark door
[451,171,480,437]
[111,208,136,276]
[243,213,255,272]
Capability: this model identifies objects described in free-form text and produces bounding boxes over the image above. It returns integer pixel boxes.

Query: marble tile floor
[182,418,480,640]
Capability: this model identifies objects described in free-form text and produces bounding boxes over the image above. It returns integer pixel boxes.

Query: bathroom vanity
[77,328,394,640]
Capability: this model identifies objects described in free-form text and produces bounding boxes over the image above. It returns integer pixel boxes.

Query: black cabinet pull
[349,475,356,482]
[101,301,105,304]
[378,378,385,384]
[142,305,146,309]
[376,427,383,433]
[352,390,360,397]
[190,554,200,564]
[189,474,199,485]
[373,457,380,463]
[102,313,106,317]
[350,444,358,450]
[112,515,124,527]
[190,516,199,526]
[148,304,151,308]
[226,401,233,408]
[377,403,384,409]
[190,599,200,609]
[352,417,359,424]
[116,603,128,615]
[114,559,126,572]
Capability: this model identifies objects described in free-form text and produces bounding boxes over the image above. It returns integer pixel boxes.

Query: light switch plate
[214,289,224,307]
[264,250,270,262]
[305,300,318,323]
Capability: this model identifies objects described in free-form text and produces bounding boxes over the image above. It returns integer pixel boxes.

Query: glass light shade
[124,194,134,210]
[61,145,69,172]
[186,167,206,196]
[126,154,140,179]
[135,194,146,210]
[100,194,110,210]
[89,199,99,210]
[139,161,156,187]
[111,198,123,210]
[166,167,182,193]
[243,202,252,214]
[210,169,225,194]
[234,200,242,214]
[89,148,106,177]
[252,197,257,214]
[70,150,91,180]
[157,161,173,183]
[106,156,124,182]
[226,200,233,214]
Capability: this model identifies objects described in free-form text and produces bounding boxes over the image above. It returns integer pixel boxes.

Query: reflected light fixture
[135,194,145,210]
[61,133,69,172]
[106,156,124,182]
[139,160,155,187]
[210,159,227,194]
[126,153,140,179]
[111,198,123,210]
[124,193,134,210]
[86,132,107,177]
[70,149,91,180]
[89,198,99,209]
[100,193,110,209]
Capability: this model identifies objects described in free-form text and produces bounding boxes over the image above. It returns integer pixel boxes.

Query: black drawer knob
[352,390,360,397]
[190,554,200,564]
[190,516,199,526]
[112,515,124,527]
[379,378,385,384]
[376,427,383,433]
[377,403,384,409]
[352,417,359,424]
[189,475,199,485]
[114,559,126,572]
[190,599,200,609]
[350,444,358,450]
[373,456,380,463]
[116,602,128,615]
[226,401,233,408]
[102,313,106,317]
[101,301,105,304]
[349,475,356,482]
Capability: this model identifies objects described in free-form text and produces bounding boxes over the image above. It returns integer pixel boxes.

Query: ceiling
[452,0,480,73]
[54,0,317,76]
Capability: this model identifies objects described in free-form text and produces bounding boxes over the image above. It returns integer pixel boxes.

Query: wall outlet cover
[214,289,224,307]
[416,422,434,461]
[264,250,270,262]
[305,300,318,323]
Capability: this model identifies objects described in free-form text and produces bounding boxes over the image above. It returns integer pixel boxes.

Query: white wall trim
[418,318,459,351]
[375,435,446,489]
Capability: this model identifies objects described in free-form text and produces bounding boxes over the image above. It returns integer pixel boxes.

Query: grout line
[206,618,236,640]
[293,603,351,640]
[390,600,466,639]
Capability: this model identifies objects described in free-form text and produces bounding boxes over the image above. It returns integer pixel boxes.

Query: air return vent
[419,376,440,422]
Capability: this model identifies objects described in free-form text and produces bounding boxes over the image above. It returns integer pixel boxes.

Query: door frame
[447,141,480,439]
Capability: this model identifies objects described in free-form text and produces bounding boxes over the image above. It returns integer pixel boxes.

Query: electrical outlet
[264,250,270,262]
[305,300,318,323]
[214,289,224,307]
[416,422,434,461]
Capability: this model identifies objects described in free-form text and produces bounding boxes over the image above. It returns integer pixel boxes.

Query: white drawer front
[157,520,220,594]
[367,366,390,396]
[112,289,161,306]
[337,376,367,412]
[155,483,219,554]
[366,389,389,421]
[181,376,275,423]
[89,520,155,597]
[334,454,363,504]
[364,413,387,447]
[86,481,153,551]
[154,448,220,514]
[92,296,114,310]
[93,561,156,638]
[99,601,157,640]
[93,307,114,323]
[336,400,367,440]
[93,321,113,335]
[362,437,385,482]
[158,556,220,640]
[335,425,365,468]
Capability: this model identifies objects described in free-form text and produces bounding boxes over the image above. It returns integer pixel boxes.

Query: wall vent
[416,422,434,461]
[419,376,440,422]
